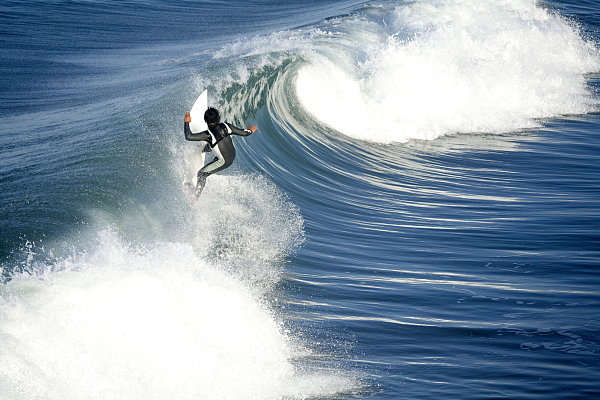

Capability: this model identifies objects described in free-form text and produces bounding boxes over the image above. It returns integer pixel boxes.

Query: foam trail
[296,0,600,142]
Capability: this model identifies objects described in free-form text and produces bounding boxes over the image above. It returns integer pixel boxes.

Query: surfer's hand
[247,125,257,133]
[184,112,191,123]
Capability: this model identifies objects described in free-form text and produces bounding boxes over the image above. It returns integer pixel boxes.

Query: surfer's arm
[225,122,257,137]
[184,122,211,142]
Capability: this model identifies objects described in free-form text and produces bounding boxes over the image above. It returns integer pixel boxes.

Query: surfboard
[189,89,208,133]
[184,90,208,188]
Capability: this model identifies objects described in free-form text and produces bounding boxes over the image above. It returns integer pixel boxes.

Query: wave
[211,0,600,144]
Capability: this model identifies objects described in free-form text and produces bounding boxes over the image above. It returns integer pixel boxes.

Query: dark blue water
[1,0,599,399]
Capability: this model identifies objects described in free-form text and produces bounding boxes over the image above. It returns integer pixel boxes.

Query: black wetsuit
[184,121,253,194]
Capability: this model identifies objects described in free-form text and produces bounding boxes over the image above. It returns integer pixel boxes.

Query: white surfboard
[189,89,208,133]
[184,90,209,187]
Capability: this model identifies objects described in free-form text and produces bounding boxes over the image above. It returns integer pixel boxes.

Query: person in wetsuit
[184,107,257,199]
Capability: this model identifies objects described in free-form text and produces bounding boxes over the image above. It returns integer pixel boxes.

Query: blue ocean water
[1,0,599,398]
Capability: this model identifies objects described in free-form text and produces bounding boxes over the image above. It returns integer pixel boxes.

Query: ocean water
[1,0,599,398]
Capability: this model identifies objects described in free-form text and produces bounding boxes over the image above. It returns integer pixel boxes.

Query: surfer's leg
[194,171,210,197]
[194,157,222,197]
[193,142,235,198]
[200,157,226,175]
[202,142,234,173]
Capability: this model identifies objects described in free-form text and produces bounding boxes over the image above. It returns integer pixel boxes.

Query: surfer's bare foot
[184,111,191,123]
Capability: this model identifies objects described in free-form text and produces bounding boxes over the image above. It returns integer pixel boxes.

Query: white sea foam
[0,230,355,400]
[295,0,600,142]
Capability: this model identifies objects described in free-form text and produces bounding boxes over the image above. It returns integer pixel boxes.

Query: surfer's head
[204,107,220,125]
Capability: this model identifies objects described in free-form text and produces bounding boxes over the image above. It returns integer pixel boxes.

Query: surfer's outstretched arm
[224,122,257,137]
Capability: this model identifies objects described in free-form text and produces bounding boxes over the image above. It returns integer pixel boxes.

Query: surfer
[184,107,257,199]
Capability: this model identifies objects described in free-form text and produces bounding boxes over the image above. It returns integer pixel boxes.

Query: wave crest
[295,0,600,142]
